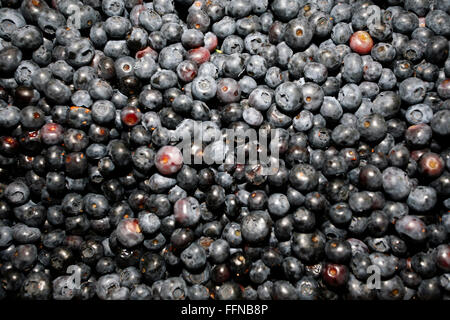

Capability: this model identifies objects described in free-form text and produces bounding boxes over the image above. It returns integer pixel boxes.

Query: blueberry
[0,46,22,74]
[180,243,206,271]
[116,218,144,248]
[241,211,270,244]
[343,53,363,84]
[21,272,51,300]
[393,11,419,34]
[292,231,325,263]
[284,18,314,50]
[5,181,30,206]
[426,9,450,36]
[0,226,13,248]
[322,263,349,288]
[208,239,230,264]
[395,215,427,243]
[96,274,122,300]
[431,110,450,136]
[376,275,405,300]
[399,77,427,105]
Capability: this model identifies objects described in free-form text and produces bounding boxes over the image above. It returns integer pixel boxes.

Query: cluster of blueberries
[0,0,449,300]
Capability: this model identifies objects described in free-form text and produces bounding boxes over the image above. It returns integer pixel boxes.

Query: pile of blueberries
[0,0,449,301]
